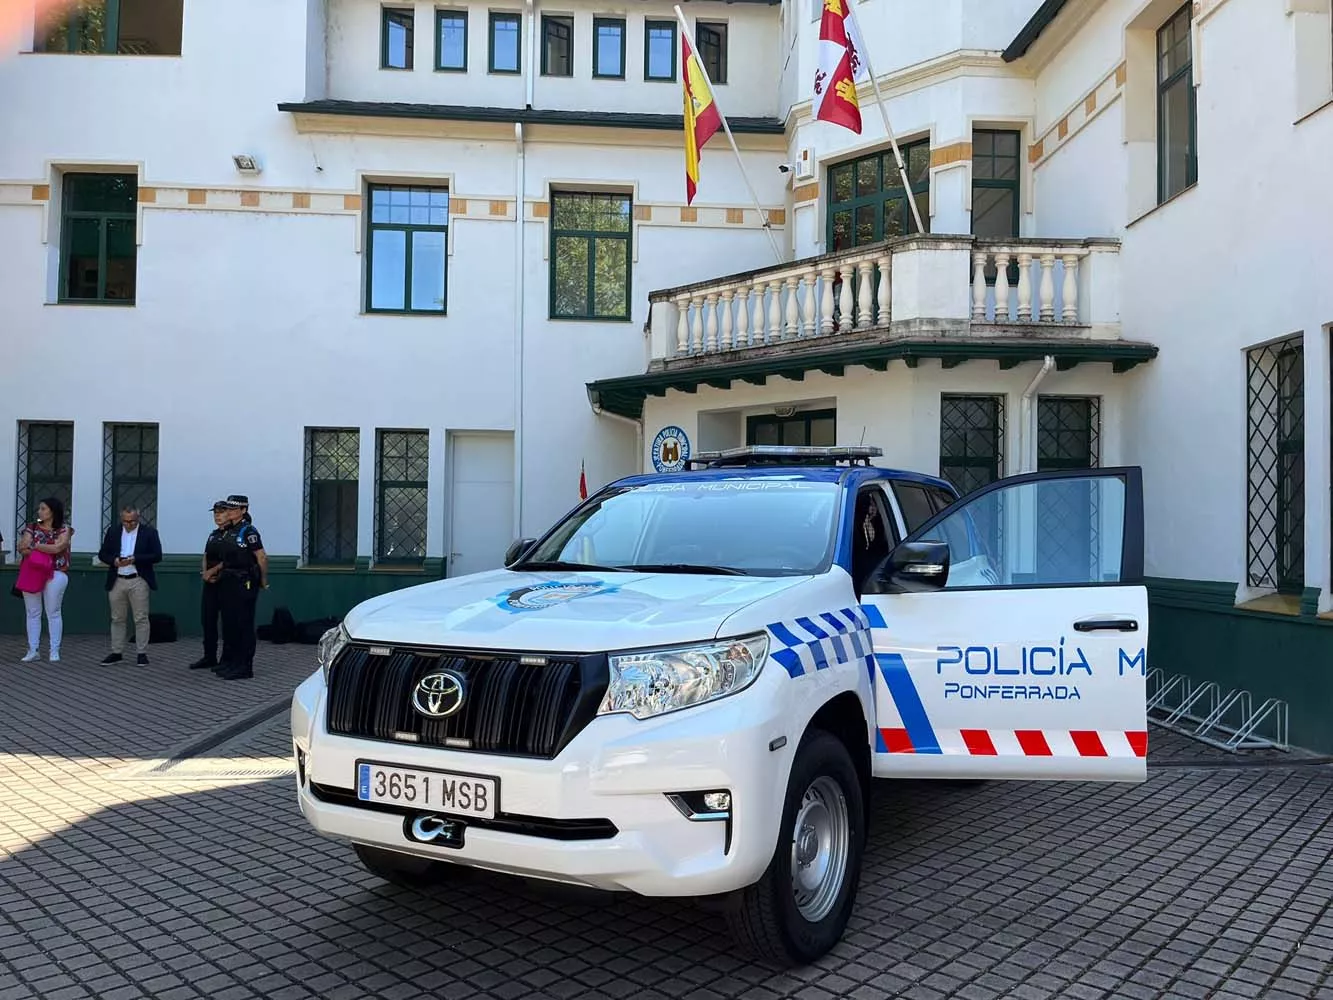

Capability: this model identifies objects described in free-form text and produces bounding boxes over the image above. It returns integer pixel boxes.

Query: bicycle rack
[1145,668,1289,753]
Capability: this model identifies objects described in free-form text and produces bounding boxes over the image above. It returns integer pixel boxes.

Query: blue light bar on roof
[691,445,883,467]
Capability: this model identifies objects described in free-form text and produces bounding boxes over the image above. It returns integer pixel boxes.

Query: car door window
[892,483,936,534]
[911,473,1130,588]
[851,487,893,591]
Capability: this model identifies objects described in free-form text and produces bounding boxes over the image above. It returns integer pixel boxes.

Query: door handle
[1073,618,1138,633]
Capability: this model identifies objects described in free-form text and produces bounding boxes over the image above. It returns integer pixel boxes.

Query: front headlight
[317,623,350,682]
[598,633,769,721]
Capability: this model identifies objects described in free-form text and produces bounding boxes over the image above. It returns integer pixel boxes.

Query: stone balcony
[588,234,1157,419]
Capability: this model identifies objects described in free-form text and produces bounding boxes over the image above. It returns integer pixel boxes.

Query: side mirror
[865,540,950,594]
[503,537,538,567]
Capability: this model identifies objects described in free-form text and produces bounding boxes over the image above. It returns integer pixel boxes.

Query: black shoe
[188,657,216,670]
[136,654,149,667]
[217,664,253,680]
[100,653,123,665]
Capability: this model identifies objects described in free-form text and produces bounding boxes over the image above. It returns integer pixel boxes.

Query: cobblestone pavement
[2,637,1332,1000]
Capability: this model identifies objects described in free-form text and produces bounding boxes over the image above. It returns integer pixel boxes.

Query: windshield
[518,478,841,576]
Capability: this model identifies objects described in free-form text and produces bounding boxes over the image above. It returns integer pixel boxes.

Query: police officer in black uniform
[216,494,268,681]
[188,500,232,672]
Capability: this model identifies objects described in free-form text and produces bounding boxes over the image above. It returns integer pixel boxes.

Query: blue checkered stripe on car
[766,608,874,679]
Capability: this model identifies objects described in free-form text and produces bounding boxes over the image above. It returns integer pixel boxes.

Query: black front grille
[325,644,607,758]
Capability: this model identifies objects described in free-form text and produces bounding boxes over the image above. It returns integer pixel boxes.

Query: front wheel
[723,729,865,965]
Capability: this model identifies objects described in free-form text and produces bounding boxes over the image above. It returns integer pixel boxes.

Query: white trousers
[23,570,69,656]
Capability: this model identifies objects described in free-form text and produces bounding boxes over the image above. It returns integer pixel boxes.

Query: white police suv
[291,445,1148,965]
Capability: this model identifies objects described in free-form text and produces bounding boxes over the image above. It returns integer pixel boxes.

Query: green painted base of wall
[1146,577,1333,755]
[0,554,446,640]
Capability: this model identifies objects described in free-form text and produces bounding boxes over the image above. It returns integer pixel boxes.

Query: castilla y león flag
[812,0,870,133]
[682,34,722,204]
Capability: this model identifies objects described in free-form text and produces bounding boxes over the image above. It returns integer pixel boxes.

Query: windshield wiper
[514,560,628,572]
[615,563,749,576]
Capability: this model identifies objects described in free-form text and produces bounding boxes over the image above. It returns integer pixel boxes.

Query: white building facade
[2,0,1331,751]
[0,0,785,627]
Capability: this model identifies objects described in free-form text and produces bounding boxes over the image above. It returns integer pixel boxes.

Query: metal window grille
[1036,397,1102,580]
[17,421,74,530]
[374,429,429,564]
[102,423,158,531]
[1037,396,1101,470]
[939,395,1005,493]
[940,395,1005,556]
[1247,336,1305,593]
[305,429,360,565]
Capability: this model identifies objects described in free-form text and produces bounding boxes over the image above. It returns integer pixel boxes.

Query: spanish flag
[683,34,721,205]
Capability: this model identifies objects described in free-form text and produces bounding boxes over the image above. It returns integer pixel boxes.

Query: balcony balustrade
[647,235,1121,363]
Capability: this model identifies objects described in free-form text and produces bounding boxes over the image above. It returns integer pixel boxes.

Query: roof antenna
[859,425,866,445]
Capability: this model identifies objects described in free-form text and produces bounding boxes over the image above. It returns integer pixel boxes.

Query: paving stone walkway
[1,637,1331,999]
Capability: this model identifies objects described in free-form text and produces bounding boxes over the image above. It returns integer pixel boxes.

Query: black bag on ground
[258,606,297,644]
[148,613,177,643]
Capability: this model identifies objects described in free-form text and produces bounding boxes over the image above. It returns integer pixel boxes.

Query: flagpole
[675,5,784,264]
[843,1,926,235]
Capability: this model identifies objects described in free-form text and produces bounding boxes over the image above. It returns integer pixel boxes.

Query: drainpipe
[1019,355,1055,474]
[525,0,536,108]
[592,403,645,475]
[514,121,526,535]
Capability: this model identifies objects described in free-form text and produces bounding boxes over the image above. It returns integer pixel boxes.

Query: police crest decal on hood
[493,580,622,613]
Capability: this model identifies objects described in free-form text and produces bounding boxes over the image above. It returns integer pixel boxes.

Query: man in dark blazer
[98,506,163,667]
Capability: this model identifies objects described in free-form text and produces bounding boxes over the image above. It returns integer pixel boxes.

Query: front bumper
[291,668,796,897]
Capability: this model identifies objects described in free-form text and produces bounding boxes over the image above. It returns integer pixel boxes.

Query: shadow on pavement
[2,758,1332,999]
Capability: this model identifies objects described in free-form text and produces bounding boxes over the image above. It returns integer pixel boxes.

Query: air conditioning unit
[794,146,815,181]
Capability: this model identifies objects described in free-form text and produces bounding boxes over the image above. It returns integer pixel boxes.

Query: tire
[354,843,440,889]
[723,729,865,966]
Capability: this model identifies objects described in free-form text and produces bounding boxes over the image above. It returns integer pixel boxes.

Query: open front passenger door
[862,468,1148,782]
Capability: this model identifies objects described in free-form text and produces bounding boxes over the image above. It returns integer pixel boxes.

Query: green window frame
[381,6,414,70]
[549,191,632,321]
[33,0,183,55]
[745,409,837,447]
[593,17,626,79]
[826,140,931,252]
[17,421,74,527]
[696,21,726,84]
[970,128,1020,238]
[489,11,521,74]
[435,10,467,71]
[541,14,573,77]
[1157,2,1197,203]
[365,184,449,314]
[1246,336,1305,595]
[305,428,360,566]
[644,19,676,81]
[374,429,429,565]
[102,423,158,532]
[60,172,137,305]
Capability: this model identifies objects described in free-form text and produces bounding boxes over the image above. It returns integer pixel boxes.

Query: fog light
[703,791,731,812]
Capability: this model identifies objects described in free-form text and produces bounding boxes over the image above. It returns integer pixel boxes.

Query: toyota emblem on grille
[412,671,465,718]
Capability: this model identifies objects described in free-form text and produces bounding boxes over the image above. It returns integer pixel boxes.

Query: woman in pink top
[17,497,74,663]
